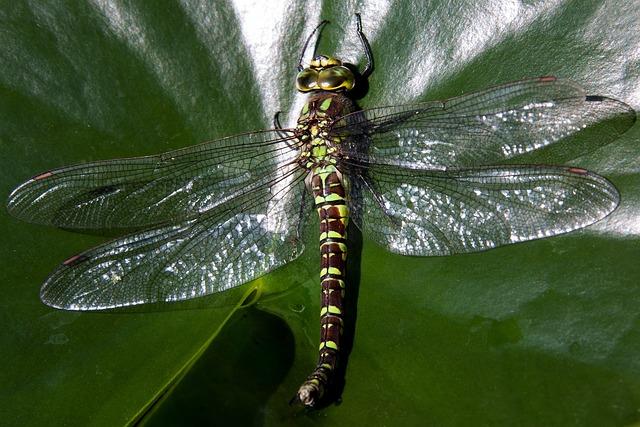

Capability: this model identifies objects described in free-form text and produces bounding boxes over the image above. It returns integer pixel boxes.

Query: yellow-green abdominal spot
[314,193,346,205]
[319,341,339,350]
[320,267,343,276]
[320,305,342,316]
[320,230,345,240]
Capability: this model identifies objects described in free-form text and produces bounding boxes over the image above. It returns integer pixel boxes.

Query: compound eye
[318,66,355,91]
[296,68,319,92]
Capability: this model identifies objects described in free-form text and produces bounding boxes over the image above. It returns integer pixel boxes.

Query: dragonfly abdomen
[295,164,349,407]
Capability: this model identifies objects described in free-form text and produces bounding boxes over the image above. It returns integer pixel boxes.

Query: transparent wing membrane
[336,78,636,169]
[40,163,311,310]
[351,165,619,256]
[7,130,298,231]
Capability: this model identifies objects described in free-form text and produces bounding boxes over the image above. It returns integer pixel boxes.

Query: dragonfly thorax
[294,93,348,171]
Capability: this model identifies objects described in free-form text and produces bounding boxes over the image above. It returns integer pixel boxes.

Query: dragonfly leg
[273,110,283,130]
[273,111,301,150]
[355,13,374,78]
[273,111,289,140]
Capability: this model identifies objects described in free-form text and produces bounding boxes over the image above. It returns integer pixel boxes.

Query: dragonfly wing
[335,77,635,169]
[350,165,618,256]
[7,130,298,231]
[40,163,311,310]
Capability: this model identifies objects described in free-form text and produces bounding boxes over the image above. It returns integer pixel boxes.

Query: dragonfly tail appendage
[294,166,348,408]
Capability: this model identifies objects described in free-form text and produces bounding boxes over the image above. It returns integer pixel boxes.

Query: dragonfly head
[296,55,356,93]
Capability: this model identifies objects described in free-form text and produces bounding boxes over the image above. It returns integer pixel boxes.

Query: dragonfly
[6,14,636,408]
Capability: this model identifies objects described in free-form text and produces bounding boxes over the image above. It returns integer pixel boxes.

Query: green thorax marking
[319,98,332,111]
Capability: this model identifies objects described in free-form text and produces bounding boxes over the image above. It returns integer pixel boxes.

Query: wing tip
[40,256,92,311]
[568,166,621,217]
[6,181,28,214]
[40,258,154,311]
[6,171,56,218]
[39,284,77,311]
[582,93,636,132]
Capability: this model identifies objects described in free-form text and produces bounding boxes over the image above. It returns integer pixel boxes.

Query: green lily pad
[1,2,638,426]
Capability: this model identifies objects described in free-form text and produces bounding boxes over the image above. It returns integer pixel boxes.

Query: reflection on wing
[350,165,619,256]
[40,162,311,310]
[7,130,298,231]
[336,77,636,169]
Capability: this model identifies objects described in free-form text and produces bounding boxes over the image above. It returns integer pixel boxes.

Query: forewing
[7,130,298,231]
[40,163,311,310]
[350,165,619,256]
[335,77,635,169]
